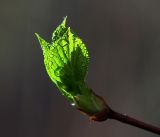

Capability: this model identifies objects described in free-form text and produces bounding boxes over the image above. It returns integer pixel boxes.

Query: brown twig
[79,92,160,135]
[108,109,160,135]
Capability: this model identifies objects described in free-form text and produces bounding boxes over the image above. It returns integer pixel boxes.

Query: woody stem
[108,109,160,135]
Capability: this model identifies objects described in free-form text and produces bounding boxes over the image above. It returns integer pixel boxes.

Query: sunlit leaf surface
[35,17,106,116]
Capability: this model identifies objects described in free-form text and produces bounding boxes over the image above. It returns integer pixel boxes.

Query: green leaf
[35,17,108,118]
[35,17,89,102]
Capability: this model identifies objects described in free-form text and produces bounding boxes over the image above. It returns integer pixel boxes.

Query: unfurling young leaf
[35,17,109,121]
[35,17,160,135]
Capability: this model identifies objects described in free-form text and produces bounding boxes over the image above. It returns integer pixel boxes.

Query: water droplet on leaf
[71,102,76,106]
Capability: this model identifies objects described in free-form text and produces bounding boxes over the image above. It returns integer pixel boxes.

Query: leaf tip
[35,32,41,41]
[62,16,67,26]
[34,32,49,52]
[35,32,39,37]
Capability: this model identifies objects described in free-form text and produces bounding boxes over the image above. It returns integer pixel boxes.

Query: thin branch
[109,109,160,135]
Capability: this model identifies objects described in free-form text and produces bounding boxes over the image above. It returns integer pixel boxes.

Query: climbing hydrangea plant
[35,17,108,119]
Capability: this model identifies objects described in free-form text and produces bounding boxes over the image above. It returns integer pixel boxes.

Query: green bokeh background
[1,0,160,137]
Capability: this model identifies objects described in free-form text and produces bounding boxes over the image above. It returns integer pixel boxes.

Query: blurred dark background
[1,0,160,137]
